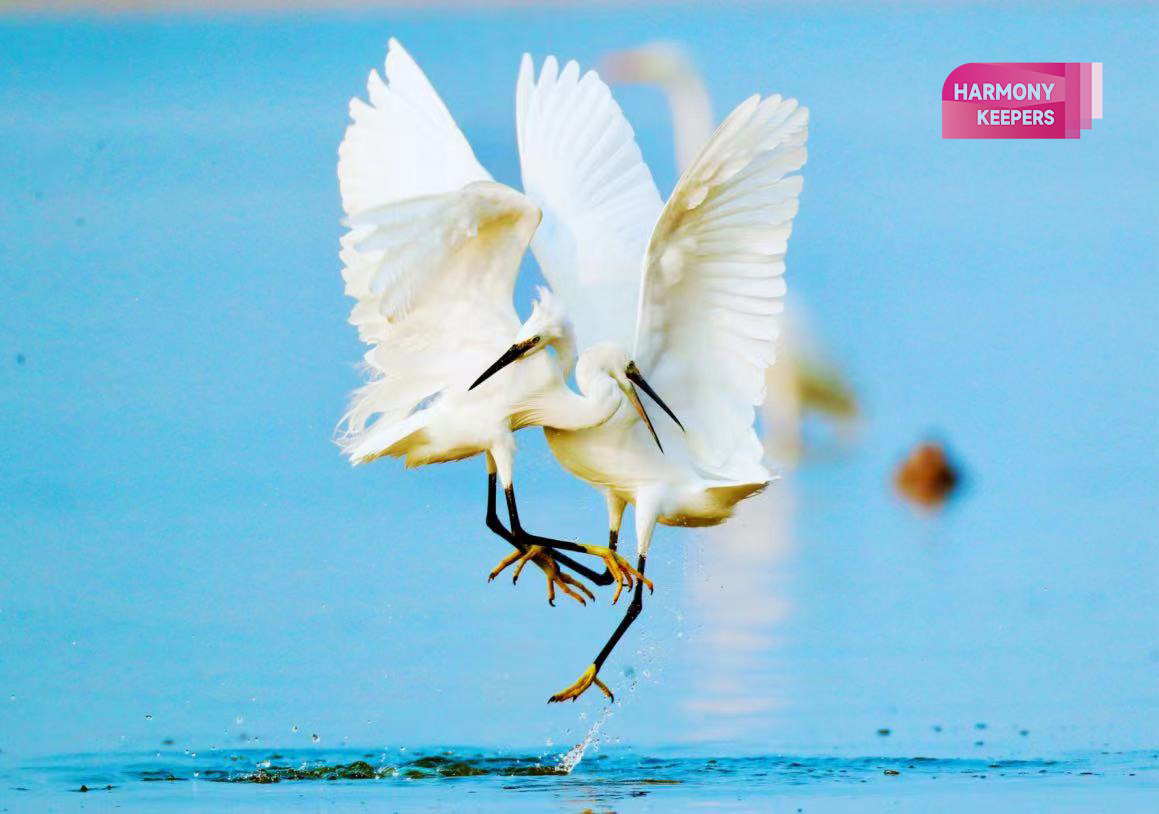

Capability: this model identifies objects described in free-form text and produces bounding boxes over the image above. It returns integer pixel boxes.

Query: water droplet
[145,714,153,721]
[311,733,320,743]
[642,670,651,679]
[545,738,553,747]
[235,716,244,725]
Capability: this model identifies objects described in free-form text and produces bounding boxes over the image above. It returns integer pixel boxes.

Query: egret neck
[513,344,621,433]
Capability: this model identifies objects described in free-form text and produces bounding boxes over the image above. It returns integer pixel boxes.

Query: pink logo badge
[942,63,1102,139]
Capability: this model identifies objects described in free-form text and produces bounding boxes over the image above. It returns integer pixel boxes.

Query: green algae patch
[227,754,566,783]
[401,754,563,778]
[231,760,383,783]
[407,756,487,777]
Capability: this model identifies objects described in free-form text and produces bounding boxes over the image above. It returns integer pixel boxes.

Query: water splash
[556,705,614,774]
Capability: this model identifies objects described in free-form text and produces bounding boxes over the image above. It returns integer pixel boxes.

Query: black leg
[592,554,647,674]
[548,554,648,703]
[485,472,523,548]
[493,478,611,585]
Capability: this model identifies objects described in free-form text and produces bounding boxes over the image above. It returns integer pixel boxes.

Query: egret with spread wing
[336,40,655,604]
[472,56,808,701]
[602,43,857,463]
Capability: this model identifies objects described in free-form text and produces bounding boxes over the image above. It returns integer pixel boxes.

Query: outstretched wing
[633,94,808,478]
[338,38,490,217]
[516,54,663,351]
[336,42,540,461]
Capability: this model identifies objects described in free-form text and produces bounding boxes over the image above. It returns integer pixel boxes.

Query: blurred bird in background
[894,439,962,507]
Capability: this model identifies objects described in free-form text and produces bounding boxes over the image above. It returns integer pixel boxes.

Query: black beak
[625,382,663,452]
[625,361,684,431]
[469,339,535,391]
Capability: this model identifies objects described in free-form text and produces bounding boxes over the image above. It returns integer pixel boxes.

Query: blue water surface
[1,4,1157,809]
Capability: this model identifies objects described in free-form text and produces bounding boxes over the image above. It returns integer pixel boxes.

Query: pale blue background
[1,3,1156,762]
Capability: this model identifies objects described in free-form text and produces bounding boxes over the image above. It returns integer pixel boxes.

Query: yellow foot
[578,545,654,604]
[488,546,594,607]
[548,664,614,703]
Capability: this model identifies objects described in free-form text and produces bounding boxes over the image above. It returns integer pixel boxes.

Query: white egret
[472,56,808,701]
[335,40,660,604]
[603,43,857,463]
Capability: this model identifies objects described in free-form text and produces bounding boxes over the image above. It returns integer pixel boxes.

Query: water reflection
[680,304,856,738]
[682,479,796,739]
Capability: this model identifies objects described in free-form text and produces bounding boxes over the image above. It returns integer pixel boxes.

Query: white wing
[633,94,808,478]
[338,38,489,217]
[516,54,663,351]
[336,42,539,461]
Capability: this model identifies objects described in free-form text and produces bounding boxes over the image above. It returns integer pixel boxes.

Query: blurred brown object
[894,440,961,507]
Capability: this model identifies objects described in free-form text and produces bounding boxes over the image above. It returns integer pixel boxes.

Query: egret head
[582,344,684,451]
[514,286,572,350]
[468,288,573,389]
[470,299,683,452]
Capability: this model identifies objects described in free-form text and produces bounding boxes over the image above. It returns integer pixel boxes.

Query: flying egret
[472,55,808,701]
[335,40,661,604]
[603,42,857,463]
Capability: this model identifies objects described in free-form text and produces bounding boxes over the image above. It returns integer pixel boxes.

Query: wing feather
[336,42,539,461]
[516,54,663,350]
[338,38,490,217]
[633,94,808,478]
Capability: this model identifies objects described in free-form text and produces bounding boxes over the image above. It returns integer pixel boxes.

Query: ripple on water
[5,747,1158,806]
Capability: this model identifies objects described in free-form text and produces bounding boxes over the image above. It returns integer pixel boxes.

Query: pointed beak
[469,339,535,391]
[625,362,684,432]
[625,383,663,452]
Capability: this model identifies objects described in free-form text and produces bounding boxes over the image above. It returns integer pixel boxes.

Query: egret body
[474,56,809,700]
